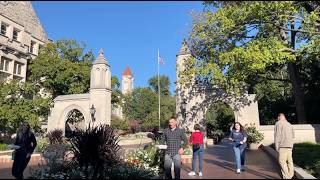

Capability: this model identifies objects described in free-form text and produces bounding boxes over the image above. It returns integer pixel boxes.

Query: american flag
[158,54,165,65]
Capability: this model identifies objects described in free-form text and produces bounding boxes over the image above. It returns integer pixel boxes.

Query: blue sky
[32,1,205,94]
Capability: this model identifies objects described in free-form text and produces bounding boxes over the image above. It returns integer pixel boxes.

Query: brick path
[0,139,281,179]
[181,139,282,179]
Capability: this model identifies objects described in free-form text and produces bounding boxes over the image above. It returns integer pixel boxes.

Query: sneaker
[199,172,203,177]
[188,171,196,176]
[236,169,241,174]
[241,165,245,171]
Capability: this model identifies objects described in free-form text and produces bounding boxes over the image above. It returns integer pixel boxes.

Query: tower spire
[93,48,108,65]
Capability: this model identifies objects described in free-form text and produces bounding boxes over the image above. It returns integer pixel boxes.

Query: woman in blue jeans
[188,124,204,177]
[229,122,247,174]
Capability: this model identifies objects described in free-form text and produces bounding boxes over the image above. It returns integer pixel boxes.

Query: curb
[261,145,317,179]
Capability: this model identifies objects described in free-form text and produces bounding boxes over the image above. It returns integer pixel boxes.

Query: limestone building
[0,1,49,82]
[111,65,134,119]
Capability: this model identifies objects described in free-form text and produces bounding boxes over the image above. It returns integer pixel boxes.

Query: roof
[178,39,191,55]
[122,65,133,76]
[0,1,48,42]
[93,49,109,65]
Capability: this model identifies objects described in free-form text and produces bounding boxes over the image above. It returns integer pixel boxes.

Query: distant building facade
[0,1,49,83]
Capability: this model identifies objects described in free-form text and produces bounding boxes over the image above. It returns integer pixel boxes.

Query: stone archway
[175,41,260,132]
[47,50,112,134]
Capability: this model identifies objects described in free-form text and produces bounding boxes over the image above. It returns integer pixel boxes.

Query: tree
[28,39,93,98]
[187,1,320,123]
[111,76,122,105]
[122,87,176,130]
[0,80,52,134]
[148,75,171,96]
[122,88,158,121]
[205,102,234,133]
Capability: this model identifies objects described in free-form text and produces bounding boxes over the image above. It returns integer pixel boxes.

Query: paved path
[181,139,282,179]
[0,139,281,179]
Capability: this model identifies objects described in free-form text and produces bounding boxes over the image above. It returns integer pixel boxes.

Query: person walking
[12,122,37,179]
[228,122,247,174]
[274,113,295,179]
[188,124,204,177]
[161,116,188,179]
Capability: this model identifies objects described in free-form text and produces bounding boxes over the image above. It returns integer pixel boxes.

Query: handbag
[193,143,200,150]
[192,132,201,150]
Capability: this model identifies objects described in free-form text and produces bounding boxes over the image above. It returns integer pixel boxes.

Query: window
[39,44,43,53]
[13,62,22,75]
[13,29,20,41]
[0,24,8,36]
[0,57,10,72]
[30,41,36,54]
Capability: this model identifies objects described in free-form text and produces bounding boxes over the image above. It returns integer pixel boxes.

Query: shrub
[29,142,70,179]
[111,116,129,131]
[109,163,157,179]
[69,124,121,179]
[129,120,141,134]
[0,143,8,151]
[34,138,50,153]
[245,124,264,144]
[211,130,224,141]
[47,129,63,145]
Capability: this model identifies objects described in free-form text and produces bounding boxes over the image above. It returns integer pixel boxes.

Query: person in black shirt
[161,116,188,179]
[12,122,37,179]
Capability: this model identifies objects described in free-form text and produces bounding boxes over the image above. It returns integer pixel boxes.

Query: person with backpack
[229,122,247,174]
[188,124,204,177]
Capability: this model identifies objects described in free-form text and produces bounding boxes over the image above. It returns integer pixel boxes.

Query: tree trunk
[288,20,307,124]
[287,62,307,123]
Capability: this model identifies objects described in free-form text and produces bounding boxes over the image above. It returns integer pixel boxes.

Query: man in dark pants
[161,116,188,179]
[12,122,37,179]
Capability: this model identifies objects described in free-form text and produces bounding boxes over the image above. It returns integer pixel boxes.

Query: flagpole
[158,50,161,131]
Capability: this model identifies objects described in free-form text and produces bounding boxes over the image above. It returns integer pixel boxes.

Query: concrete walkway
[181,139,282,179]
[0,139,282,179]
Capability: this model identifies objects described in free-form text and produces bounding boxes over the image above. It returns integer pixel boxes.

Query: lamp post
[90,104,96,123]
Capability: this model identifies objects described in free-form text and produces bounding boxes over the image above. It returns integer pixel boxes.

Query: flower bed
[122,143,160,177]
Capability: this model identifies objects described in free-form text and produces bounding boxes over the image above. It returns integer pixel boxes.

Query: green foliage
[205,102,234,133]
[0,143,8,151]
[111,76,122,105]
[111,116,129,131]
[244,124,264,144]
[0,80,52,134]
[148,75,171,96]
[28,39,93,98]
[122,87,175,130]
[188,1,320,123]
[123,88,157,121]
[34,138,50,153]
[293,142,320,178]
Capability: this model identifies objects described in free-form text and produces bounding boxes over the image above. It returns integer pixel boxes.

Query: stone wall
[260,124,320,145]
[0,1,48,42]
